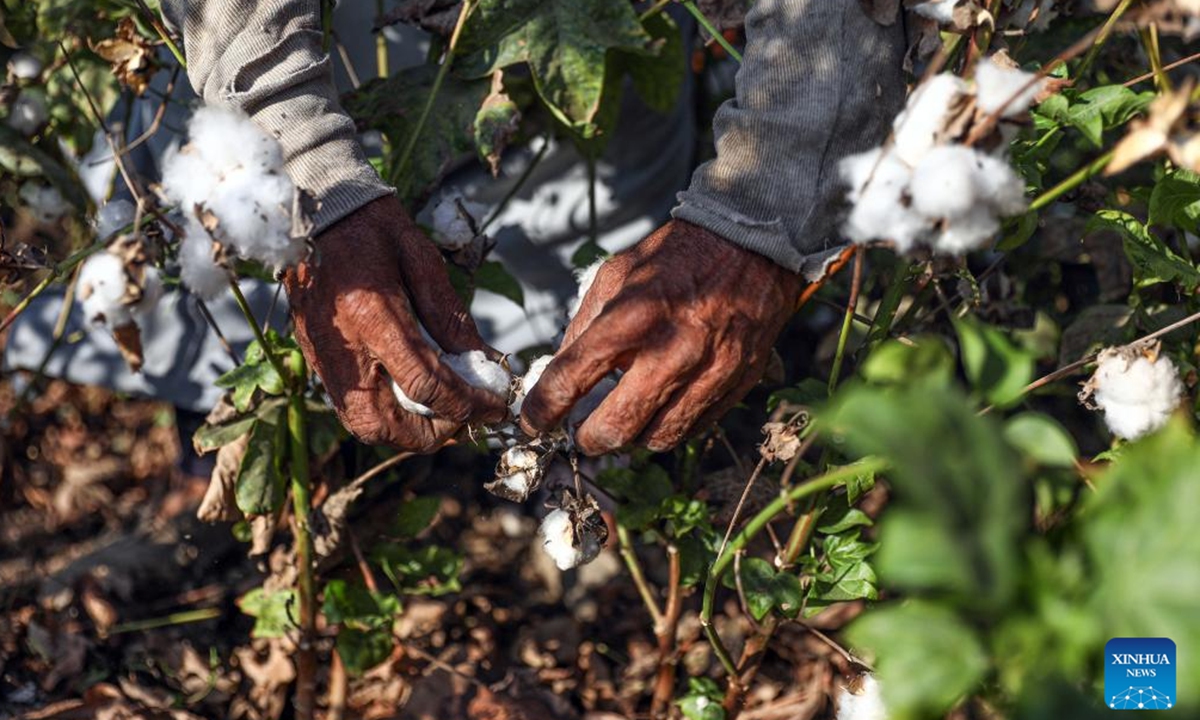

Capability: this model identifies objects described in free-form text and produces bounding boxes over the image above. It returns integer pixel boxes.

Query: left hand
[519,219,802,455]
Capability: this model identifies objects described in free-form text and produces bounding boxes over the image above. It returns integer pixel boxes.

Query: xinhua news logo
[1105,638,1176,710]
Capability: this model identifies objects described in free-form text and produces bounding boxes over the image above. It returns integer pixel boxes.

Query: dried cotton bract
[161,107,304,298]
[838,60,1034,256]
[76,238,164,372]
[1080,344,1184,441]
[836,674,888,720]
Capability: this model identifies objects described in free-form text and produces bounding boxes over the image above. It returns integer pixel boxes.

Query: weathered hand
[520,219,802,455]
[284,195,507,450]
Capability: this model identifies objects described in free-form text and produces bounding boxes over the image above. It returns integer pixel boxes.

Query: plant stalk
[288,391,317,720]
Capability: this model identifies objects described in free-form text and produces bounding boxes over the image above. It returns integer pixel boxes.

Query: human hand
[519,219,802,455]
[284,195,507,450]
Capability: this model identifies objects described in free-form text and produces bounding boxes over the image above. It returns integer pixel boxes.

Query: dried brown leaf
[92,18,157,96]
[198,432,250,523]
[112,321,144,373]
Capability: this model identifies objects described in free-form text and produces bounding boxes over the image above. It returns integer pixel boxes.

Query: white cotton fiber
[910,146,979,219]
[568,258,606,319]
[77,254,161,329]
[933,206,1001,254]
[95,199,136,240]
[836,674,888,720]
[443,350,512,398]
[974,58,1047,118]
[510,354,554,416]
[911,0,959,23]
[839,149,927,252]
[892,75,968,166]
[539,508,601,571]
[178,227,230,301]
[161,106,303,288]
[1088,348,1183,440]
[429,190,486,250]
[972,153,1029,216]
[18,182,68,224]
[391,381,436,418]
[8,93,46,136]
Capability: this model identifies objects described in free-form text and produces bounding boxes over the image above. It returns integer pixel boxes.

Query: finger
[561,255,628,349]
[639,358,749,452]
[678,348,773,445]
[573,342,706,456]
[519,300,647,434]
[364,293,507,424]
[394,214,498,359]
[358,360,469,451]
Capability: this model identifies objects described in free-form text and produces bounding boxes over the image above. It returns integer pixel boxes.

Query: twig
[479,137,550,234]
[827,246,865,394]
[228,278,289,383]
[617,523,664,628]
[288,392,318,720]
[716,456,767,560]
[108,607,221,635]
[328,651,348,720]
[681,0,742,63]
[1077,0,1135,79]
[195,298,241,365]
[1123,50,1200,88]
[650,544,683,717]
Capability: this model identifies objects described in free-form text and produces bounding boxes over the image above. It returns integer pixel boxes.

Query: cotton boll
[510,354,554,416]
[892,75,968,165]
[391,381,436,417]
[444,350,512,398]
[206,167,299,269]
[911,0,959,23]
[910,146,980,219]
[18,183,69,224]
[539,508,601,571]
[568,258,606,319]
[1088,348,1183,440]
[933,206,1000,254]
[8,93,46,136]
[186,106,284,176]
[78,253,134,327]
[178,228,231,300]
[836,674,888,720]
[161,146,220,211]
[487,445,545,502]
[95,199,136,240]
[137,266,164,315]
[8,51,43,80]
[974,58,1047,117]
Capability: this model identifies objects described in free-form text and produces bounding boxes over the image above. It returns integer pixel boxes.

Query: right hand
[283,195,507,450]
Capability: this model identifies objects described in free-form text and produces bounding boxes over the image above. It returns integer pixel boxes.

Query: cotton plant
[1079,343,1184,441]
[160,106,307,300]
[839,56,1044,255]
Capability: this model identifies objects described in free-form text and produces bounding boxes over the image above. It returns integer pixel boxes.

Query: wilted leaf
[92,18,158,95]
[760,421,802,463]
[238,588,297,639]
[111,321,144,373]
[235,414,288,516]
[198,432,250,522]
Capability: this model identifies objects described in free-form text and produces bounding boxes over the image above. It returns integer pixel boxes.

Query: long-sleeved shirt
[161,1,907,273]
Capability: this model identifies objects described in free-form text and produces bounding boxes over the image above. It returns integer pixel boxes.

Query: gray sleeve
[160,0,392,233]
[672,1,907,276]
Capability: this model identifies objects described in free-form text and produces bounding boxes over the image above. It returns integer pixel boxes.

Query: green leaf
[238,588,297,639]
[810,556,878,604]
[846,601,988,720]
[1089,209,1200,291]
[860,337,955,387]
[1004,413,1078,468]
[1082,418,1200,692]
[953,316,1035,408]
[1057,85,1154,147]
[344,65,490,204]
[822,383,1026,610]
[473,79,521,176]
[322,580,401,627]
[192,413,257,454]
[474,260,525,308]
[570,239,608,269]
[817,494,873,534]
[722,557,802,621]
[845,470,876,505]
[216,357,285,412]
[458,0,654,136]
[235,413,288,516]
[677,677,726,720]
[395,496,441,538]
[372,545,463,596]
[337,628,395,676]
[1148,170,1200,231]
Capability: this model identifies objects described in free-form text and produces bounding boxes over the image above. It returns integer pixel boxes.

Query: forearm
[161,0,392,232]
[672,1,906,277]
